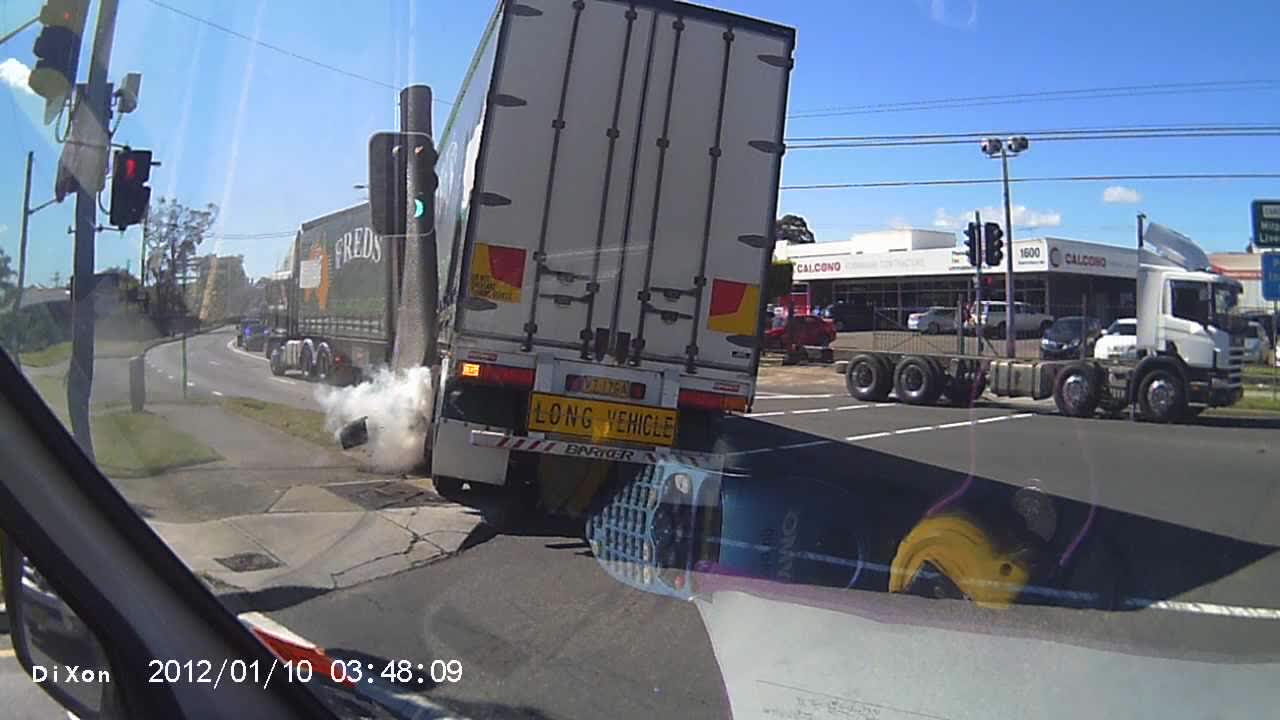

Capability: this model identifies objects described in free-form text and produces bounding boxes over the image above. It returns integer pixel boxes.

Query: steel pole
[1002,149,1016,358]
[14,152,34,362]
[68,0,121,459]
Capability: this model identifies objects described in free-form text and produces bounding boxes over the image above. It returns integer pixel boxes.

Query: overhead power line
[145,0,453,105]
[786,123,1280,143]
[782,173,1280,191]
[787,128,1280,150]
[787,80,1280,119]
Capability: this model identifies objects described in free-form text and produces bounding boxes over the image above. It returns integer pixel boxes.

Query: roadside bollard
[129,355,145,413]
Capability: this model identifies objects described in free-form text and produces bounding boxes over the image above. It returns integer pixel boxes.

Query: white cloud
[1102,186,1142,204]
[1,58,35,96]
[0,224,8,235]
[934,205,1062,230]
[922,0,978,28]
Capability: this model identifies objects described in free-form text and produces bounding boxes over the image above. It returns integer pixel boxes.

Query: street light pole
[1001,147,1016,359]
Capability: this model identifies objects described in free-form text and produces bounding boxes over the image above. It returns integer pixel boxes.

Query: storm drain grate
[214,551,282,573]
[325,481,443,510]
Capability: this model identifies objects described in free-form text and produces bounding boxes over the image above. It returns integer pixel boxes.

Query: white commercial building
[774,229,1139,327]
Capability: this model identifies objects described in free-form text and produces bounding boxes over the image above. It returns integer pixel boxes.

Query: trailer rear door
[455,0,793,375]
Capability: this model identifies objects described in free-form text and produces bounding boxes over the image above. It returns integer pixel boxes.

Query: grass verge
[220,396,334,448]
[18,341,72,367]
[1231,394,1280,413]
[27,374,222,477]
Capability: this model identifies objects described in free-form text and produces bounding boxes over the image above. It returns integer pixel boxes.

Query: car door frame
[0,350,336,719]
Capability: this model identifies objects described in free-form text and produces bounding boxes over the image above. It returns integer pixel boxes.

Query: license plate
[566,373,634,400]
[527,392,677,446]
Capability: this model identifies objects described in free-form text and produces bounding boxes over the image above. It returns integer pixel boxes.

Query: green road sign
[1252,199,1280,248]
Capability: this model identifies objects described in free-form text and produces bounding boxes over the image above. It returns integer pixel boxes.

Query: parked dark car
[822,303,873,332]
[765,315,837,350]
[237,319,267,351]
[1040,316,1103,359]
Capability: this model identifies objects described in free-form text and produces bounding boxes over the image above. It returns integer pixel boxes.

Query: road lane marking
[208,360,220,366]
[271,377,296,385]
[836,404,868,410]
[187,382,196,387]
[167,375,174,380]
[847,431,892,441]
[893,425,934,435]
[1125,599,1280,620]
[226,338,270,363]
[975,415,1010,424]
[874,402,896,407]
[755,393,837,400]
[729,440,833,458]
[745,411,786,418]
[212,390,224,397]
[791,408,831,415]
[936,420,976,429]
[1010,412,1035,419]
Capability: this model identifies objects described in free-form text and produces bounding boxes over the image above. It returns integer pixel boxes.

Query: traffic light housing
[29,0,90,125]
[983,222,1004,267]
[963,222,980,267]
[109,148,152,230]
[367,131,437,237]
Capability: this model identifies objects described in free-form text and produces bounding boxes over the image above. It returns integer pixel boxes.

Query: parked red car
[764,315,837,350]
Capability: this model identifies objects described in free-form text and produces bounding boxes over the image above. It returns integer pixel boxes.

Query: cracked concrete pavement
[151,482,484,594]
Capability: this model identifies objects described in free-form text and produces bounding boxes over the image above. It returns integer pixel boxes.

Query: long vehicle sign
[526,392,677,447]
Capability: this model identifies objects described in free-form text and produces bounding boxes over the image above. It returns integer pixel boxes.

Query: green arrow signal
[414,197,425,218]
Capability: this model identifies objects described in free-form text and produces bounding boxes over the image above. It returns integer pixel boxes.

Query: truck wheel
[433,476,464,499]
[846,354,891,402]
[314,346,332,383]
[944,373,985,407]
[894,356,942,405]
[269,347,286,377]
[1137,369,1186,423]
[1053,363,1100,417]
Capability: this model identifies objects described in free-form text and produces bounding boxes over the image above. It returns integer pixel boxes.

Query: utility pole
[1001,147,1016,359]
[14,152,34,362]
[974,210,984,351]
[390,85,437,371]
[67,0,121,459]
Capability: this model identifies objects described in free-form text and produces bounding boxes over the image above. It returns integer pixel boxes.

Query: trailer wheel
[1137,368,1186,423]
[944,373,985,407]
[1053,363,1100,417]
[314,345,332,383]
[433,476,464,499]
[846,354,892,402]
[269,347,286,377]
[894,356,942,405]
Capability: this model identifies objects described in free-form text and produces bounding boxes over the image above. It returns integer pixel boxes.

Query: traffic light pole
[974,210,984,349]
[1001,148,1016,359]
[67,0,120,459]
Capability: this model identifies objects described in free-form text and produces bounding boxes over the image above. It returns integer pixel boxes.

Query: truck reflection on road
[584,434,1278,639]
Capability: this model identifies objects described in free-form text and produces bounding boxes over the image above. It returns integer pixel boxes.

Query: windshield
[3,2,1279,720]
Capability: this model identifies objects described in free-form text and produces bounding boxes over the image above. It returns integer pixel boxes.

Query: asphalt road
[145,328,321,410]
[244,368,1280,720]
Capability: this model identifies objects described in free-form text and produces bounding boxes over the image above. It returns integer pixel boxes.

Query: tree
[144,198,218,325]
[776,214,815,244]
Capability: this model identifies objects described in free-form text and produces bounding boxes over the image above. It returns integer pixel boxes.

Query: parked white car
[1243,321,1268,364]
[907,307,959,334]
[1093,317,1137,360]
[968,301,1054,337]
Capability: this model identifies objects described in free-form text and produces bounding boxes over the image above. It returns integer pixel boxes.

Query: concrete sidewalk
[151,480,483,594]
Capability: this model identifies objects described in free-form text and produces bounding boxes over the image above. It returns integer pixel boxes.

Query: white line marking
[836,404,867,411]
[208,360,220,366]
[271,377,296,385]
[186,381,195,387]
[745,411,786,418]
[166,375,174,381]
[846,431,892,441]
[936,420,976,429]
[227,338,270,363]
[1010,412,1035,419]
[893,425,934,435]
[212,390,225,397]
[975,415,1010,424]
[791,408,831,415]
[729,440,832,457]
[1125,599,1280,620]
[874,402,896,407]
[755,393,836,400]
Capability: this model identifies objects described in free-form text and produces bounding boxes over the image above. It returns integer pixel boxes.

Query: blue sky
[2,0,1278,284]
